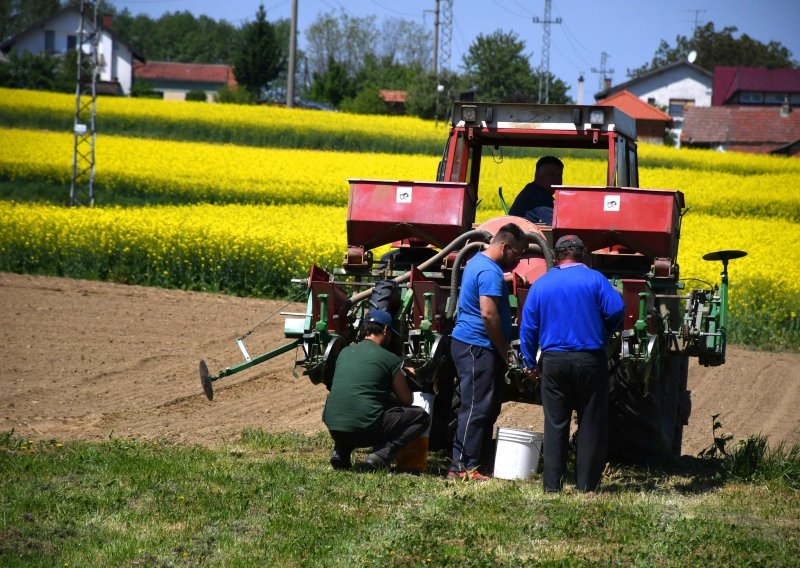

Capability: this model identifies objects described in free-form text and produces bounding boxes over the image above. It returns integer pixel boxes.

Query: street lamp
[435,84,445,128]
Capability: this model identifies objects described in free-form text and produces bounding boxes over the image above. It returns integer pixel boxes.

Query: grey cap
[554,234,585,251]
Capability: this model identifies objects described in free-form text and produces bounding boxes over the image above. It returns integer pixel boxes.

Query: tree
[232,4,284,97]
[628,22,797,77]
[0,0,60,43]
[307,56,354,106]
[305,11,379,79]
[406,69,463,120]
[461,30,538,102]
[377,18,432,71]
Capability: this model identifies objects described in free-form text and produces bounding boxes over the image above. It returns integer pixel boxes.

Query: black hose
[446,241,488,320]
[445,231,552,320]
[526,230,554,270]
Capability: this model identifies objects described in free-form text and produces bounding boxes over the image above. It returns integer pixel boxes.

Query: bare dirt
[2,272,798,455]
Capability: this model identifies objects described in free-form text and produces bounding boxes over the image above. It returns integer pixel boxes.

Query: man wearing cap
[520,235,624,492]
[323,309,429,471]
[509,156,564,225]
[449,223,529,480]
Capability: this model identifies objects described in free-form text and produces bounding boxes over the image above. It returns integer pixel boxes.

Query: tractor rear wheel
[607,353,690,465]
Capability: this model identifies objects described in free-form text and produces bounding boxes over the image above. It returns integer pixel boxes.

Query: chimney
[577,75,584,105]
[781,95,792,117]
[103,14,113,30]
[603,77,612,91]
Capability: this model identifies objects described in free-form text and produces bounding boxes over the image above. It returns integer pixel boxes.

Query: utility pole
[532,0,561,104]
[69,0,99,207]
[591,51,614,93]
[286,0,298,108]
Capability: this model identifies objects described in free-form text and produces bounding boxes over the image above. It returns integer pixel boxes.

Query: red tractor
[200,102,745,465]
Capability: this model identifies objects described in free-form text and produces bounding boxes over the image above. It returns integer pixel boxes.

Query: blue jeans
[450,338,505,472]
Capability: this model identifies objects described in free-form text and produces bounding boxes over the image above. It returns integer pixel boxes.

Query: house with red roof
[594,61,713,127]
[596,90,673,144]
[378,89,407,114]
[712,66,800,106]
[681,67,800,156]
[133,61,237,102]
[681,104,800,155]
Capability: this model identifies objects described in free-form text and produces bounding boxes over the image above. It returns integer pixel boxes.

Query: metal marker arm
[211,339,301,381]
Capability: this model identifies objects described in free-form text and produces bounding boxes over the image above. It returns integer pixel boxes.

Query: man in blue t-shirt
[448,223,529,480]
[520,235,624,492]
[508,156,564,225]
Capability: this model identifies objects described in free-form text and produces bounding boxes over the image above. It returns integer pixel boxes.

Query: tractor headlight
[589,108,605,125]
[461,105,478,124]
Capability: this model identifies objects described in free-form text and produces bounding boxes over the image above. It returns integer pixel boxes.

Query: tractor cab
[439,102,640,199]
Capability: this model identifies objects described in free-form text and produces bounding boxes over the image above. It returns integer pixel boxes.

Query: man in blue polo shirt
[520,235,624,492]
[449,223,529,480]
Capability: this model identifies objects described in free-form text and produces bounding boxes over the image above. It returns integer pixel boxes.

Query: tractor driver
[322,309,429,471]
[508,156,564,225]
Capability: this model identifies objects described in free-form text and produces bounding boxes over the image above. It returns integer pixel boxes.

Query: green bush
[185,89,208,102]
[214,85,256,104]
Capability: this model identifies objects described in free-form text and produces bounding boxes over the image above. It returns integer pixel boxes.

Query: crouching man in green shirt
[323,309,429,471]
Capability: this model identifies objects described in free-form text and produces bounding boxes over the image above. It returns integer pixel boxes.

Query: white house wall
[13,10,81,55]
[114,44,133,95]
[625,67,712,109]
[9,9,135,95]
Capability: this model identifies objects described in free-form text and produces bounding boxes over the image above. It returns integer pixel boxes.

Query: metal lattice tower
[591,51,615,92]
[438,0,453,74]
[69,0,99,207]
[532,0,561,104]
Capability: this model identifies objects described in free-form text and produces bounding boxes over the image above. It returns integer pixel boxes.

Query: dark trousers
[541,350,608,492]
[328,406,429,461]
[450,338,505,471]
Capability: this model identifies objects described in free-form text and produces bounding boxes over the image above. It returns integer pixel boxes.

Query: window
[647,97,656,105]
[764,93,787,105]
[44,30,55,53]
[67,35,77,51]
[739,92,764,104]
[791,94,800,105]
[668,99,694,118]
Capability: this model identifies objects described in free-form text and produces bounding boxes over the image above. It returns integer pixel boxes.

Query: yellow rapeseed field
[0,87,446,153]
[0,128,439,205]
[3,128,799,222]
[0,201,349,296]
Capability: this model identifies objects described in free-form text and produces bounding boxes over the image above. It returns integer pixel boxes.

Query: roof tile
[596,90,672,122]
[134,61,236,87]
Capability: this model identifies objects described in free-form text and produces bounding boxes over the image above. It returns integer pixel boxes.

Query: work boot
[330,446,352,470]
[364,452,392,471]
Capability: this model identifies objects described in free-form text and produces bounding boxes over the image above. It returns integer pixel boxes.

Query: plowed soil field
[2,272,798,455]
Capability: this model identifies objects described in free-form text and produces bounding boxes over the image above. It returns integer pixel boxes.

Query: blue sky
[110,0,800,101]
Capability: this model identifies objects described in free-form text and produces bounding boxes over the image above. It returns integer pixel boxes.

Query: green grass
[1,431,798,566]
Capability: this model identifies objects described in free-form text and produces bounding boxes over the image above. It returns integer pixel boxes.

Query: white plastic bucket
[493,427,543,480]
